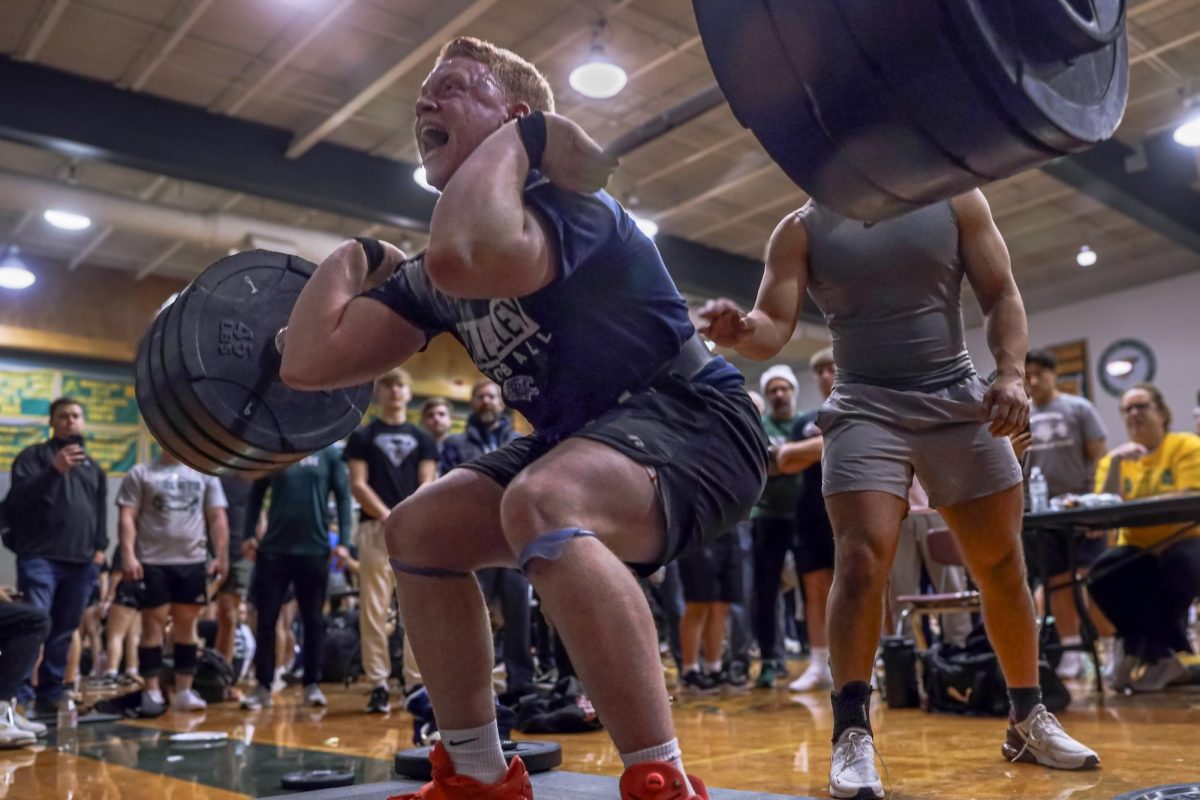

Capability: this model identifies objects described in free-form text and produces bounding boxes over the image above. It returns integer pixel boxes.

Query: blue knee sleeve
[518,528,597,574]
[389,559,470,579]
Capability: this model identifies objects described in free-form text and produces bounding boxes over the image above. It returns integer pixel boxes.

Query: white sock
[705,660,723,674]
[621,738,694,795]
[105,670,118,678]
[809,647,830,672]
[442,720,507,784]
[146,689,164,704]
[1061,635,1083,647]
[682,663,700,675]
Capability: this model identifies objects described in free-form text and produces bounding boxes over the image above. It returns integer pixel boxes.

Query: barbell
[136,2,1128,473]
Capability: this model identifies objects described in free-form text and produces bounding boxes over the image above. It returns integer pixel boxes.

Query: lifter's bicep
[754,212,810,336]
[283,296,426,390]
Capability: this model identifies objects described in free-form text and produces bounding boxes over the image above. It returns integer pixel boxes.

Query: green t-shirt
[751,413,801,520]
[247,446,353,556]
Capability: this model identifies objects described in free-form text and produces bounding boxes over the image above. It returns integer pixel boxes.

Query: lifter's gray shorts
[817,374,1022,509]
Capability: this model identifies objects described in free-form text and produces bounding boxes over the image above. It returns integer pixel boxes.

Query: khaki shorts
[817,374,1022,509]
[217,558,254,599]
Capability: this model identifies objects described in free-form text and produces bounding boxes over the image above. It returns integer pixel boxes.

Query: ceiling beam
[17,0,70,62]
[122,0,215,92]
[285,0,499,159]
[654,163,778,223]
[68,175,170,271]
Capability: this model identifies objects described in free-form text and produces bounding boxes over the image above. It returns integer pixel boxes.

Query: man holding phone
[5,397,107,717]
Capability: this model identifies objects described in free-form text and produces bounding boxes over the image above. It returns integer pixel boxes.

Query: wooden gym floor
[8,667,1199,800]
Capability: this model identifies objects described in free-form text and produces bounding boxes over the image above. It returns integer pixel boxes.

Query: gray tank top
[802,200,975,392]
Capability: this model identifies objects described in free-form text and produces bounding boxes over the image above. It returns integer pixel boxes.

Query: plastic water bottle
[1029,466,1049,513]
[56,698,79,755]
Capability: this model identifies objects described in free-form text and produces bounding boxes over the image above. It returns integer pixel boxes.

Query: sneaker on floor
[140,691,167,717]
[829,728,884,800]
[789,663,834,693]
[387,741,533,799]
[0,717,34,750]
[1002,704,1099,770]
[1130,655,1187,693]
[303,684,328,707]
[171,688,207,712]
[1106,654,1138,692]
[0,702,45,739]
[367,686,391,714]
[756,661,781,690]
[680,670,720,696]
[1056,651,1086,680]
[619,761,710,800]
[240,685,273,711]
[714,669,749,694]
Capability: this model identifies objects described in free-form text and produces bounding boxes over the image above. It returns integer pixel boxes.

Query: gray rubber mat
[259,772,810,798]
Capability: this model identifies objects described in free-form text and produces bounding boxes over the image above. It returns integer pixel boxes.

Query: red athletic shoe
[619,762,710,800]
[387,743,534,800]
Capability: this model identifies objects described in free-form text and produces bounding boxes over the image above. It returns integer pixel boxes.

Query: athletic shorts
[818,374,1023,509]
[1023,529,1109,580]
[794,514,835,575]
[461,377,768,576]
[218,558,254,599]
[142,562,209,608]
[678,533,743,603]
[113,577,141,610]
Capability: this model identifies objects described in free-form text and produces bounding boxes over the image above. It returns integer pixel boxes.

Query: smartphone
[66,434,85,448]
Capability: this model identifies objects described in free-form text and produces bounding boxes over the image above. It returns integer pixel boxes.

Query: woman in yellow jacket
[1089,383,1200,693]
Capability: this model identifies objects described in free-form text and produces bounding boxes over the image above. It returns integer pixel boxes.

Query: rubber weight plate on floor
[394,741,562,781]
[280,769,357,791]
[159,250,372,462]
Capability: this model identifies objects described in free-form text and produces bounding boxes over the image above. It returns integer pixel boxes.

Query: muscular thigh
[385,467,510,573]
[500,437,665,568]
[937,483,1024,574]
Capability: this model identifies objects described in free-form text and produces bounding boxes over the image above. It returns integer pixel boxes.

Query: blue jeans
[16,557,97,707]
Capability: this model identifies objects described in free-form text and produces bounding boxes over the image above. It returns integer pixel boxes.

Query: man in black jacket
[5,397,107,714]
[442,381,534,700]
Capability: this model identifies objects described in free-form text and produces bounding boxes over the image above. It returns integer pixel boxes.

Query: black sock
[138,646,163,679]
[831,681,872,742]
[173,643,199,676]
[1008,686,1043,722]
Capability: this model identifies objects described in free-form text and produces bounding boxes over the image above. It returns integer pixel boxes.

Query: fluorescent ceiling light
[0,248,35,290]
[1076,245,1097,267]
[569,59,627,99]
[1174,114,1200,147]
[631,214,658,238]
[43,209,92,230]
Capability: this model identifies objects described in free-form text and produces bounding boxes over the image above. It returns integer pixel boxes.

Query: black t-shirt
[220,474,254,557]
[343,420,438,521]
[792,410,828,524]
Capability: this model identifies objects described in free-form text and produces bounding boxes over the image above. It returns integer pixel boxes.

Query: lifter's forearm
[428,123,530,275]
[984,291,1028,380]
[282,241,369,376]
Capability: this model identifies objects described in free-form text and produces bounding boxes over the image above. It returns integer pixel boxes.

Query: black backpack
[321,612,362,684]
[192,649,236,704]
[921,626,1070,716]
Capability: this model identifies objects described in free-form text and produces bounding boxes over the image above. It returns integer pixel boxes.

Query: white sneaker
[240,685,273,711]
[0,718,35,750]
[1055,651,1085,680]
[789,662,834,693]
[303,684,327,707]
[0,702,45,739]
[1002,704,1100,770]
[171,688,207,712]
[1130,655,1187,693]
[829,728,884,799]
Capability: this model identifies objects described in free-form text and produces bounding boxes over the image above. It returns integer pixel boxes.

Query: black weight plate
[693,0,920,221]
[279,769,356,790]
[1110,785,1200,800]
[164,250,372,458]
[840,0,1061,182]
[942,0,1127,149]
[148,299,293,474]
[160,280,301,465]
[394,741,562,781]
[764,0,986,207]
[1018,0,1124,58]
[135,312,233,476]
